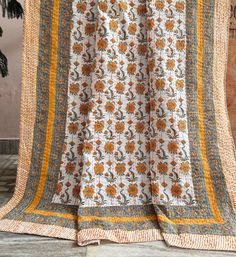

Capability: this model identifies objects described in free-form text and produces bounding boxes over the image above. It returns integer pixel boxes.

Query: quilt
[0,0,236,251]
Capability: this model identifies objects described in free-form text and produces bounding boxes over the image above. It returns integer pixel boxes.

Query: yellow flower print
[171,184,182,198]
[83,143,93,153]
[157,162,168,173]
[128,23,137,34]
[104,142,115,153]
[166,59,175,70]
[94,81,105,92]
[165,20,174,31]
[180,162,190,173]
[69,83,79,95]
[107,61,117,73]
[175,1,185,12]
[135,122,145,133]
[115,82,125,93]
[83,186,95,199]
[97,38,108,51]
[166,99,176,111]
[156,39,165,49]
[118,43,127,53]
[128,184,138,197]
[115,163,126,175]
[167,141,179,154]
[98,2,108,12]
[125,142,135,153]
[156,119,166,131]
[85,23,95,35]
[155,79,165,90]
[176,79,184,90]
[68,122,78,134]
[126,103,135,113]
[76,2,86,13]
[155,0,165,10]
[136,163,147,174]
[119,1,128,11]
[72,43,83,54]
[106,185,117,197]
[94,163,104,175]
[115,122,125,133]
[94,121,104,133]
[105,102,115,113]
[109,19,118,31]
[176,40,185,51]
[178,120,186,131]
[127,63,137,75]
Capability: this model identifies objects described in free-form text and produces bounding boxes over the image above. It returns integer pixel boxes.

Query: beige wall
[0,0,23,139]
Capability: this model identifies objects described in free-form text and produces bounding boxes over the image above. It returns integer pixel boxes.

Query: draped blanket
[0,0,236,251]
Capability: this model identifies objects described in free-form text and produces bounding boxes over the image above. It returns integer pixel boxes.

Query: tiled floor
[0,155,236,257]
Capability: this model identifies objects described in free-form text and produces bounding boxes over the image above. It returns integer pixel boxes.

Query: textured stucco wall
[0,0,23,139]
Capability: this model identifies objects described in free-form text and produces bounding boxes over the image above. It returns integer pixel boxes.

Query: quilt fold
[1,0,236,251]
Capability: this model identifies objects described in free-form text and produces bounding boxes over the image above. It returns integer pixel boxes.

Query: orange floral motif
[94,121,104,133]
[72,43,83,54]
[125,142,135,153]
[109,20,118,32]
[83,143,93,153]
[65,162,76,175]
[128,23,137,34]
[155,0,165,10]
[157,162,168,173]
[167,141,179,154]
[83,186,95,198]
[85,23,95,35]
[128,184,138,197]
[69,83,80,95]
[104,142,115,153]
[68,123,78,134]
[107,61,117,73]
[136,163,147,174]
[98,2,108,12]
[171,184,182,198]
[76,2,86,13]
[72,185,81,198]
[105,102,115,113]
[127,63,137,75]
[94,163,104,175]
[115,122,125,133]
[149,183,159,196]
[97,39,108,51]
[94,81,105,92]
[115,163,126,175]
[106,185,117,197]
[180,162,190,173]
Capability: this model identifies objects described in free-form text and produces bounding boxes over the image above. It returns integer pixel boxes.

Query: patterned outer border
[0,0,78,238]
[213,0,236,211]
[161,0,236,250]
[0,0,39,218]
[0,0,235,251]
